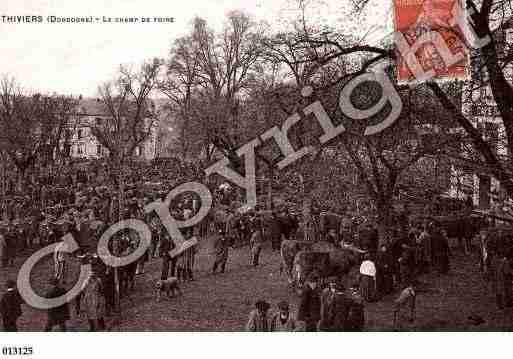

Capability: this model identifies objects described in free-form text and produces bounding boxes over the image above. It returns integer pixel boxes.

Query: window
[77,129,83,139]
[135,146,141,156]
[97,145,102,155]
[95,118,102,126]
[77,145,84,155]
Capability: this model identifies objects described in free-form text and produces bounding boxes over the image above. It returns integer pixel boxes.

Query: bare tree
[0,76,77,192]
[88,59,161,311]
[190,12,263,166]
[159,35,200,160]
[292,0,513,202]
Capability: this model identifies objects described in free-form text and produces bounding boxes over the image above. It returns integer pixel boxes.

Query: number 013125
[1,347,33,356]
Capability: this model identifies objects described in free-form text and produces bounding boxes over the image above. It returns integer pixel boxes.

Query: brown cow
[293,251,330,286]
[280,240,314,284]
[293,241,363,289]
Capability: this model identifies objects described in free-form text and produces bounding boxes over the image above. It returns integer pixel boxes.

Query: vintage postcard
[0,0,512,358]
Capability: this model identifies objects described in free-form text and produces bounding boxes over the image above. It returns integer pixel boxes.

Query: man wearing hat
[270,300,297,331]
[297,271,322,331]
[212,229,230,274]
[319,279,353,331]
[54,236,69,285]
[245,300,271,331]
[249,227,264,267]
[159,232,174,280]
[0,280,22,331]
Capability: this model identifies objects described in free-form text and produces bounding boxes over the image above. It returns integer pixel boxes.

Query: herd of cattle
[275,210,502,291]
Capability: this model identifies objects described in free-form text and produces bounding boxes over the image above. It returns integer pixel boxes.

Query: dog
[393,285,416,329]
[155,277,182,301]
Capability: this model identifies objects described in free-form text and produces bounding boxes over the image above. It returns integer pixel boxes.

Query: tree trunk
[376,203,394,247]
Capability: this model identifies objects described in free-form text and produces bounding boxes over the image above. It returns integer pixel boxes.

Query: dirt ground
[2,237,513,331]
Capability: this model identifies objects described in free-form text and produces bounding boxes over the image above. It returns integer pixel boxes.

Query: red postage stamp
[394,0,469,84]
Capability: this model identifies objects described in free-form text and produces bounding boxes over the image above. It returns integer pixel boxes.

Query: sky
[0,0,391,97]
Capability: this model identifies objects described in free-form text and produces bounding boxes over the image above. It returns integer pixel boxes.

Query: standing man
[81,272,106,332]
[269,211,283,251]
[319,280,352,331]
[250,228,264,267]
[53,237,68,285]
[359,253,377,302]
[297,272,322,331]
[0,280,22,332]
[245,300,271,332]
[44,278,70,331]
[225,209,238,247]
[0,232,7,268]
[182,206,195,281]
[494,252,512,309]
[376,245,394,297]
[183,205,193,235]
[418,223,432,274]
[270,301,297,331]
[212,230,230,274]
[159,232,173,280]
[4,224,15,267]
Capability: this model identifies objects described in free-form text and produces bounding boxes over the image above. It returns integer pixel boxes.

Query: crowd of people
[0,159,201,265]
[245,277,365,332]
[243,217,455,332]
[476,226,513,310]
[355,221,452,303]
[1,158,511,332]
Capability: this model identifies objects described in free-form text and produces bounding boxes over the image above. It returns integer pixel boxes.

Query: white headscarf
[360,260,376,277]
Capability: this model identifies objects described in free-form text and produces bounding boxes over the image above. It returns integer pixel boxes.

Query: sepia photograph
[0,0,512,355]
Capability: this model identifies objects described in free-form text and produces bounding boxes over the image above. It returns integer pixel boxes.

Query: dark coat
[0,290,22,324]
[376,250,394,295]
[347,300,365,331]
[46,286,70,323]
[267,217,282,245]
[319,289,353,331]
[297,285,321,325]
[358,227,379,252]
[159,234,173,258]
[432,232,450,273]
[5,231,16,258]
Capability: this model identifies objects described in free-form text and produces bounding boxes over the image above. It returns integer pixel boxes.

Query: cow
[283,240,363,290]
[293,251,330,287]
[280,239,314,284]
[428,215,488,253]
[308,241,362,283]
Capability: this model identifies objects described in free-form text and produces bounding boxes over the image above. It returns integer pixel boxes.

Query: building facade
[451,21,513,210]
[64,98,159,161]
